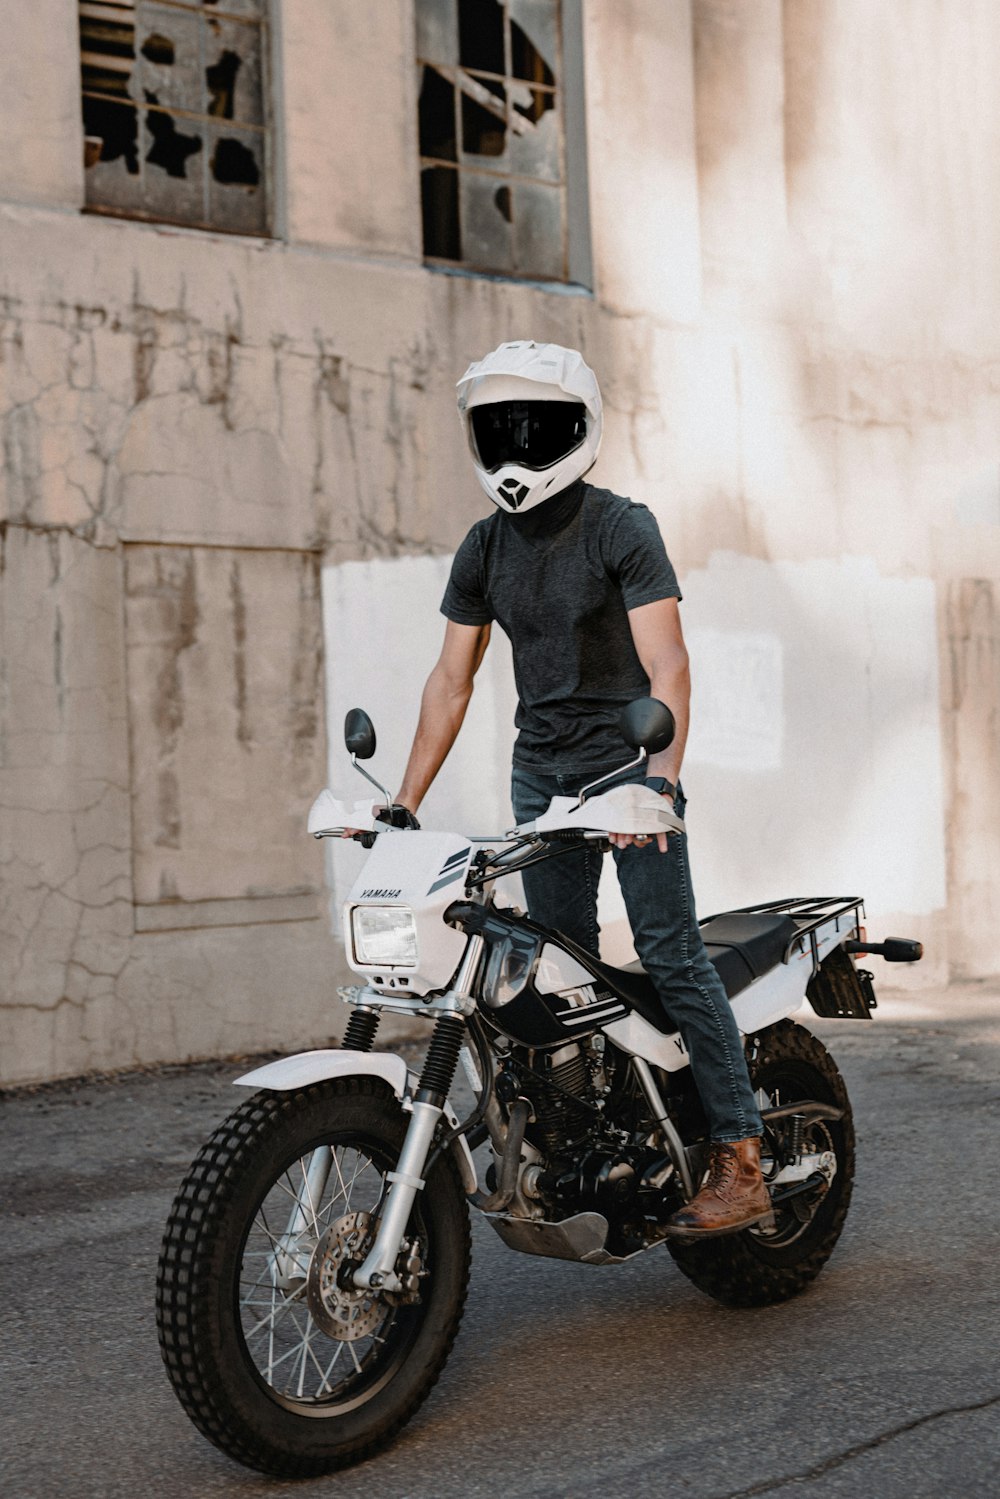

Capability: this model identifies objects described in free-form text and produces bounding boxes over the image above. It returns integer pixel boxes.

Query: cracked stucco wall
[2,0,1000,1083]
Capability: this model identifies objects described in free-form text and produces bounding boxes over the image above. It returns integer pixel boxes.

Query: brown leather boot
[662,1137,774,1240]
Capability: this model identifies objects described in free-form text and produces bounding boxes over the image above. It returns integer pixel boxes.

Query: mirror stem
[352,754,394,808]
[578,749,647,805]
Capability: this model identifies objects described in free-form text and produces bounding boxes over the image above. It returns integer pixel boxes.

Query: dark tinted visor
[470,401,587,472]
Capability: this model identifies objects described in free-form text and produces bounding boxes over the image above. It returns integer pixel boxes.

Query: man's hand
[339,801,379,839]
[375,804,421,830]
[608,829,669,854]
[339,802,420,837]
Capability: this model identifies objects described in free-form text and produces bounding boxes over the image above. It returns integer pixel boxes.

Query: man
[390,339,770,1239]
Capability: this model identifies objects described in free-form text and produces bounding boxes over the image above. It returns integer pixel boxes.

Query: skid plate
[485,1209,654,1265]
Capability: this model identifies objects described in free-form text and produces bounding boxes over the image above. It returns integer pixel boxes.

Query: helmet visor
[470,401,587,473]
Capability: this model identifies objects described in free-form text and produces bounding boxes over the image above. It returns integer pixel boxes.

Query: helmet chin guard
[456,341,603,514]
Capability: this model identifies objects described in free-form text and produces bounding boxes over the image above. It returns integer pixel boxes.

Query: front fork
[271,1007,383,1289]
[352,935,485,1292]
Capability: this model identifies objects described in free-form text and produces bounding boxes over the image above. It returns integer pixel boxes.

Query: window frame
[416,0,591,288]
[78,0,274,239]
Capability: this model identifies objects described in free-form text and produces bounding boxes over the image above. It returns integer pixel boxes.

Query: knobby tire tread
[155,1076,471,1477]
[667,1019,856,1308]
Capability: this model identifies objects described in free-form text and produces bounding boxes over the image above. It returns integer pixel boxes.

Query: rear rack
[699,896,865,976]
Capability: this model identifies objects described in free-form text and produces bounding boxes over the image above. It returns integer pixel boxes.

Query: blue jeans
[510,763,763,1143]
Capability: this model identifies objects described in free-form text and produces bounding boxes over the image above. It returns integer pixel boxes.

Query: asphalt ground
[2,982,998,1498]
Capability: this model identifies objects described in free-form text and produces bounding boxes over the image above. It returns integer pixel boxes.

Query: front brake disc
[305,1211,382,1341]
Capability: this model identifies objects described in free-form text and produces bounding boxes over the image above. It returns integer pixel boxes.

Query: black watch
[644,776,676,798]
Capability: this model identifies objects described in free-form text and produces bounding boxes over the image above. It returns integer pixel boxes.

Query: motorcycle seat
[589,910,801,1030]
[699,911,801,997]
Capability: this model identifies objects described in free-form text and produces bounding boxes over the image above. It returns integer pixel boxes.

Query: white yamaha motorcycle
[156,700,922,1477]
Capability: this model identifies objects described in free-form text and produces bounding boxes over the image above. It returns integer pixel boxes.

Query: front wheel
[156,1077,470,1477]
[667,1019,855,1307]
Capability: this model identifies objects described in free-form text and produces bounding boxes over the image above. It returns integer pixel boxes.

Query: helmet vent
[499,479,530,508]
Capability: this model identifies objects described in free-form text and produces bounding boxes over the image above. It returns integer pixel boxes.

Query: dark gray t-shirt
[441,483,681,773]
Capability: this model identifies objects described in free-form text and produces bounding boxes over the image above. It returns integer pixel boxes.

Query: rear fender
[234,1049,478,1194]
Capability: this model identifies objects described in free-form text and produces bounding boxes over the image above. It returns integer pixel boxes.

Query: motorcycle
[156,698,922,1477]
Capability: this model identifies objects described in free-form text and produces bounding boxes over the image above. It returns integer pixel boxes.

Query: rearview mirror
[619,697,675,754]
[344,708,376,760]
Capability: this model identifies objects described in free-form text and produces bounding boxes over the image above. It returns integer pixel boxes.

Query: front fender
[234,1049,478,1195]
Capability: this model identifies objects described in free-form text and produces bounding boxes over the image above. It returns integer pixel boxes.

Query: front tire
[667,1019,855,1307]
[155,1077,470,1477]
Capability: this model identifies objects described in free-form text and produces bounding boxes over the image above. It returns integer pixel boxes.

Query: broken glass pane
[461,82,507,159]
[83,98,141,208]
[83,88,139,164]
[202,15,265,126]
[416,0,458,64]
[207,122,267,234]
[512,178,563,279]
[511,81,555,126]
[458,0,504,74]
[509,95,560,181]
[419,65,457,162]
[421,165,460,259]
[140,104,205,220]
[135,3,202,115]
[461,171,513,271]
[510,0,558,82]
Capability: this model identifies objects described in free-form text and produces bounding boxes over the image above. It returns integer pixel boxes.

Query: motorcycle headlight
[351,906,418,967]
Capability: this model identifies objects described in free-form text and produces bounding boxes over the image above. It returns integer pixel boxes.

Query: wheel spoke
[316,1340,345,1395]
[329,1145,351,1208]
[241,1286,308,1343]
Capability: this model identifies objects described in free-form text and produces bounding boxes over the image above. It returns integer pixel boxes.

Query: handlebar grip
[353,831,378,848]
[542,830,612,852]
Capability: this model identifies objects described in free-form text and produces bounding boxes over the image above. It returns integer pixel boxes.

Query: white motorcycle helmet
[456,340,603,514]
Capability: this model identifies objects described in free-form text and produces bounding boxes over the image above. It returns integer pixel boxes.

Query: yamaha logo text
[360,889,402,900]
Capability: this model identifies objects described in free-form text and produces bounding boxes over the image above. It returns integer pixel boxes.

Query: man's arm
[614,597,690,852]
[395,619,492,815]
[628,596,690,786]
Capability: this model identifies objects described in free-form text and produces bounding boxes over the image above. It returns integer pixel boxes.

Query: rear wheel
[667,1019,855,1307]
[156,1077,470,1476]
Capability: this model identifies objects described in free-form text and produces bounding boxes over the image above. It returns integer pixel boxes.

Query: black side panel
[561,949,667,1032]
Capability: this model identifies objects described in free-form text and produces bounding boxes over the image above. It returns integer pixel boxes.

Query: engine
[497,1037,675,1233]
[517,1041,593,1156]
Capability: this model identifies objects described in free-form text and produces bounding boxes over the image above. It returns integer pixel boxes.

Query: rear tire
[667,1019,855,1307]
[156,1077,470,1476]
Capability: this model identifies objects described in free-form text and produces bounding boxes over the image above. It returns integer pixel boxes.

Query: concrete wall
[2,0,1000,1083]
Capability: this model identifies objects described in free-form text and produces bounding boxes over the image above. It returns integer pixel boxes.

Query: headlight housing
[350,906,418,967]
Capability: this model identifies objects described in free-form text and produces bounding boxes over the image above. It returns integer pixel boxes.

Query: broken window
[79,1,269,236]
[416,0,590,283]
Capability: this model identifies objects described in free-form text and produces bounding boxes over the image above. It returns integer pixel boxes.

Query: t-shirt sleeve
[607,502,683,609]
[440,526,494,625]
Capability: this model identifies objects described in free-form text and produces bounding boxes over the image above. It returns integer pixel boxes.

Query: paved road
[3,985,998,1498]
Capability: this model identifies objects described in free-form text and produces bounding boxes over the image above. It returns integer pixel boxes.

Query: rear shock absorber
[342,1007,380,1052]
